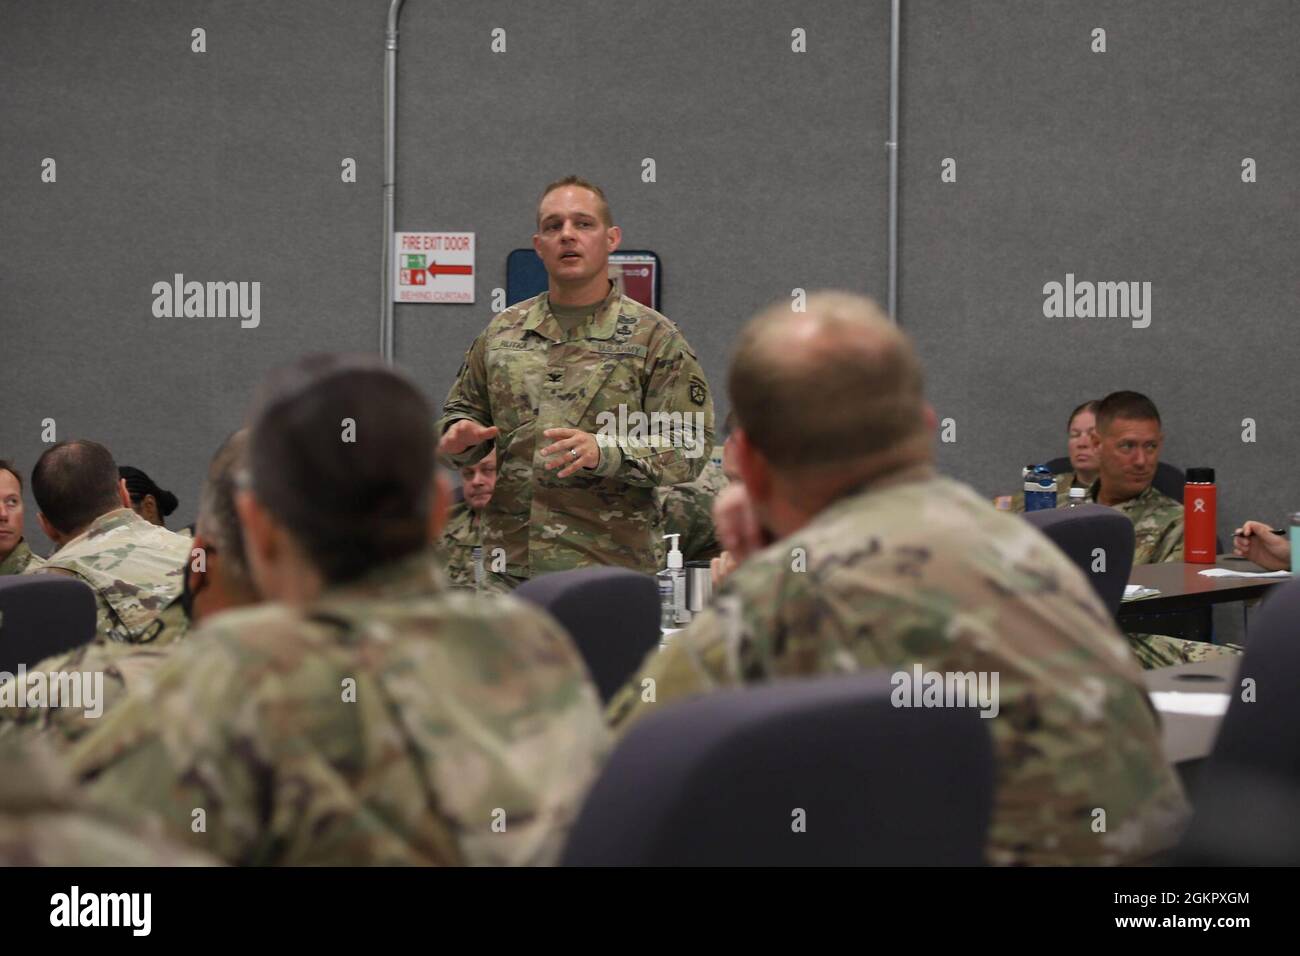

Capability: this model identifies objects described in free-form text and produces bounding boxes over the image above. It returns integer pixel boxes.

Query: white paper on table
[1149,691,1231,716]
[1123,584,1160,600]
[1198,568,1293,579]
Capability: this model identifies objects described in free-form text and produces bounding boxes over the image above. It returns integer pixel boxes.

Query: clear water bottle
[1066,487,1086,508]
[1023,464,1058,512]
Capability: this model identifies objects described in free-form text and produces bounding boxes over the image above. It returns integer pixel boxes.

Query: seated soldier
[1084,390,1240,668]
[119,465,180,529]
[0,431,258,747]
[71,354,610,866]
[0,460,42,574]
[24,441,191,643]
[994,400,1099,512]
[609,292,1188,866]
[441,448,497,589]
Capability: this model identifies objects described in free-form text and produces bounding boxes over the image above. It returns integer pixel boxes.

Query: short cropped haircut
[537,175,613,228]
[1067,400,1100,431]
[728,291,925,472]
[246,354,435,586]
[1095,391,1161,434]
[31,440,122,536]
[197,429,251,588]
[0,459,21,493]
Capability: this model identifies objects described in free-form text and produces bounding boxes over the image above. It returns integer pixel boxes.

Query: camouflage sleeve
[589,334,714,488]
[437,330,495,470]
[68,634,275,865]
[606,604,734,733]
[1149,516,1185,563]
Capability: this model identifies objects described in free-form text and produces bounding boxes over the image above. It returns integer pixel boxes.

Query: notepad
[1149,691,1231,716]
[1198,568,1293,579]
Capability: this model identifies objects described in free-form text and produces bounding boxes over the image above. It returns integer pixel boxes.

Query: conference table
[1122,557,1288,780]
[1118,556,1290,622]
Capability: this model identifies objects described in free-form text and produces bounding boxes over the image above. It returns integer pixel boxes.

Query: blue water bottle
[1023,464,1058,512]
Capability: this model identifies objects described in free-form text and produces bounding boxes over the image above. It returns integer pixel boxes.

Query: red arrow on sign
[427,261,473,277]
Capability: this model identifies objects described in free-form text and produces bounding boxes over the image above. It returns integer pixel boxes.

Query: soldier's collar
[317,546,448,605]
[53,507,139,552]
[1089,479,1159,507]
[524,283,623,341]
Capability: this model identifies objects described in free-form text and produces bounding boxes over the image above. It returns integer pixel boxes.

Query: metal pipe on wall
[887,0,900,323]
[380,0,407,364]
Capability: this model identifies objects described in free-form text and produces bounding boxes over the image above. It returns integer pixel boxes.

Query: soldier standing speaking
[438,176,713,590]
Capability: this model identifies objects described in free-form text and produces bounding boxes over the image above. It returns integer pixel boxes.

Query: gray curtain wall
[3,1,1294,572]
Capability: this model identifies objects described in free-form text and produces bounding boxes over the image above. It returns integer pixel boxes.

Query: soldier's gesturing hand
[439,419,500,456]
[541,428,599,478]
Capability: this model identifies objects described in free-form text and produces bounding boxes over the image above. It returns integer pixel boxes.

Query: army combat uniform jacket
[0,538,41,575]
[440,499,482,589]
[70,550,611,866]
[0,598,188,748]
[655,455,728,565]
[25,508,191,643]
[0,738,215,866]
[440,285,714,582]
[610,469,1190,865]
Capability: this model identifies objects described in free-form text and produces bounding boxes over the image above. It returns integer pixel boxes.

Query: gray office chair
[514,567,660,703]
[0,575,97,672]
[1022,504,1135,618]
[562,671,995,866]
[1178,579,1300,865]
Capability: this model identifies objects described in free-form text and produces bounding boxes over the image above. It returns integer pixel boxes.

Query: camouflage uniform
[439,285,714,585]
[1086,481,1240,668]
[0,537,41,575]
[440,499,482,589]
[0,738,216,866]
[24,508,191,644]
[609,469,1190,865]
[70,549,611,866]
[656,456,728,565]
[0,597,188,748]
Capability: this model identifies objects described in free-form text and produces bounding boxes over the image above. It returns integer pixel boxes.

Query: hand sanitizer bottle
[658,534,689,627]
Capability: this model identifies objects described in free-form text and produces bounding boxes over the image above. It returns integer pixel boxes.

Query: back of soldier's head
[1095,390,1161,434]
[246,354,434,585]
[197,429,251,588]
[31,440,122,536]
[728,291,927,475]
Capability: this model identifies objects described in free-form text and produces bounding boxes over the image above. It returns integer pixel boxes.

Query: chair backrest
[1177,578,1300,864]
[1022,504,1135,618]
[562,671,995,866]
[0,575,98,672]
[513,567,660,704]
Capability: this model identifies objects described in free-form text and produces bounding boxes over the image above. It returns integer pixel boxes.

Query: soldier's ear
[37,511,61,546]
[116,478,132,509]
[235,489,279,578]
[606,224,622,253]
